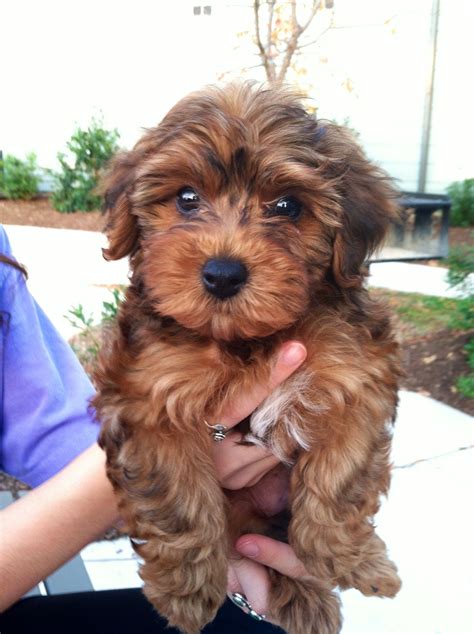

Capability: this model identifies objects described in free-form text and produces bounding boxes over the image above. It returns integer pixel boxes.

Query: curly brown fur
[94,82,402,634]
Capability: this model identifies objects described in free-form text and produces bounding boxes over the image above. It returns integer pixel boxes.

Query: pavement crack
[394,444,474,470]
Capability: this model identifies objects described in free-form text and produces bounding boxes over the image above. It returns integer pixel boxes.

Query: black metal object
[372,191,451,262]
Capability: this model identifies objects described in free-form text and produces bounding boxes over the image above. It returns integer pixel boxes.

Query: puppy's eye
[269,196,303,221]
[176,187,200,214]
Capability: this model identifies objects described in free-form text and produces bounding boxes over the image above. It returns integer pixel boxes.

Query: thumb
[235,534,308,579]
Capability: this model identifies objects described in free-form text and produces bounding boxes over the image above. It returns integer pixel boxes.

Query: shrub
[447,240,474,398]
[447,179,474,227]
[67,287,125,376]
[0,153,39,200]
[52,118,120,213]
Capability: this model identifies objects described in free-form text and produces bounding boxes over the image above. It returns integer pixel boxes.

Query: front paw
[268,571,342,634]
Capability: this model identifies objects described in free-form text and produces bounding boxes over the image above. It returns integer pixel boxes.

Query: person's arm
[0,443,117,611]
[0,227,99,488]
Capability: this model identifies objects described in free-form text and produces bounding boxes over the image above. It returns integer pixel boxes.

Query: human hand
[208,340,308,622]
[211,341,307,490]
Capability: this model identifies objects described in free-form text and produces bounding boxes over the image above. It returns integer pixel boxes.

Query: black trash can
[372,191,451,262]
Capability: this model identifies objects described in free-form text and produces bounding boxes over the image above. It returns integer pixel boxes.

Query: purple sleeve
[0,227,100,487]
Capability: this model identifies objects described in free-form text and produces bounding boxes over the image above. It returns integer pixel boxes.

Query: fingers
[227,536,309,624]
[235,534,308,579]
[211,340,306,488]
[266,342,308,393]
[227,556,270,617]
[220,343,308,620]
[218,341,307,428]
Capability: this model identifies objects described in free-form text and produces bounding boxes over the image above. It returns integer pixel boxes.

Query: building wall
[425,0,474,191]
[0,0,472,194]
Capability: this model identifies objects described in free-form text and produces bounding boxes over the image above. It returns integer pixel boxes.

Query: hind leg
[268,570,342,634]
[288,426,401,601]
[337,533,401,597]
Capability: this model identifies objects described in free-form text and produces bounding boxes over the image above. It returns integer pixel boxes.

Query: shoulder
[0,225,18,293]
[0,224,13,257]
[0,225,28,314]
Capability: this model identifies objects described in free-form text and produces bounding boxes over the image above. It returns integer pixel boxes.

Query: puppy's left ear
[100,150,142,261]
[324,125,399,288]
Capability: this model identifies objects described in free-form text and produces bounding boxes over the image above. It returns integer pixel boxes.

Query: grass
[371,289,466,339]
[372,288,474,400]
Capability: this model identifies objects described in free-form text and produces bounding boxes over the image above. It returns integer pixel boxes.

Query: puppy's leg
[103,428,228,634]
[289,425,401,600]
[226,473,342,634]
[337,532,400,597]
[268,570,342,634]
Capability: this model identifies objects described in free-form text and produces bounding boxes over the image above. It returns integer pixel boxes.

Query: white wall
[425,0,474,191]
[1,0,472,193]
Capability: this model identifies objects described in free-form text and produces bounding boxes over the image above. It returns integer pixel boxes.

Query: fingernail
[279,343,306,366]
[237,541,260,558]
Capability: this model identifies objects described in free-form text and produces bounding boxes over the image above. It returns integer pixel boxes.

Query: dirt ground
[1,198,473,417]
[0,197,105,232]
[399,330,473,415]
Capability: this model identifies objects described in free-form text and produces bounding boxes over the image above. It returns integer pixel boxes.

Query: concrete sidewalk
[369,260,474,298]
[4,224,474,633]
[5,225,130,340]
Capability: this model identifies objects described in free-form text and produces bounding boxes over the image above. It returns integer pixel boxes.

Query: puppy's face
[103,84,397,341]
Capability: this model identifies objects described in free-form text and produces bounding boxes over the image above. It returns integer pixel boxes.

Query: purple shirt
[0,225,99,487]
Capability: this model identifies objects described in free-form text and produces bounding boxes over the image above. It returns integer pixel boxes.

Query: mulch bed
[448,226,474,248]
[0,197,105,232]
[0,472,30,496]
[400,330,473,416]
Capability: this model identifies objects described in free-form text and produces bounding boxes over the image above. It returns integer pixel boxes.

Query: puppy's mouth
[150,270,305,341]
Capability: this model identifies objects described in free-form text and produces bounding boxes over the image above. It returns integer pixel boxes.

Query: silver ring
[204,420,229,442]
[229,592,266,621]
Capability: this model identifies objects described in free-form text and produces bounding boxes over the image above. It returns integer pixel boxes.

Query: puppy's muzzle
[201,258,248,300]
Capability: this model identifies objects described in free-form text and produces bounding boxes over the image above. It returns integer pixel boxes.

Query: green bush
[67,287,125,376]
[447,240,474,398]
[447,179,474,227]
[52,118,120,213]
[0,153,39,199]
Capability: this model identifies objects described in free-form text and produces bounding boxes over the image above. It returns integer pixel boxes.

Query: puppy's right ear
[101,151,140,261]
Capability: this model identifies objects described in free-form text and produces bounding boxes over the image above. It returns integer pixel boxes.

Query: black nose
[201,258,248,299]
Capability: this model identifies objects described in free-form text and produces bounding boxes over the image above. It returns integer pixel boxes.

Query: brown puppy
[94,82,402,634]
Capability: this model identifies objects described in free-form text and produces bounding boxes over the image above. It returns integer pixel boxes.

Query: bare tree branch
[276,0,304,84]
[295,20,333,51]
[254,0,276,82]
[298,0,323,34]
[253,0,329,86]
[266,0,276,56]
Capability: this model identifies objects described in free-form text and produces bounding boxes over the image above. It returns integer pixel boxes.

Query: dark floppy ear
[325,125,399,288]
[100,150,141,261]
